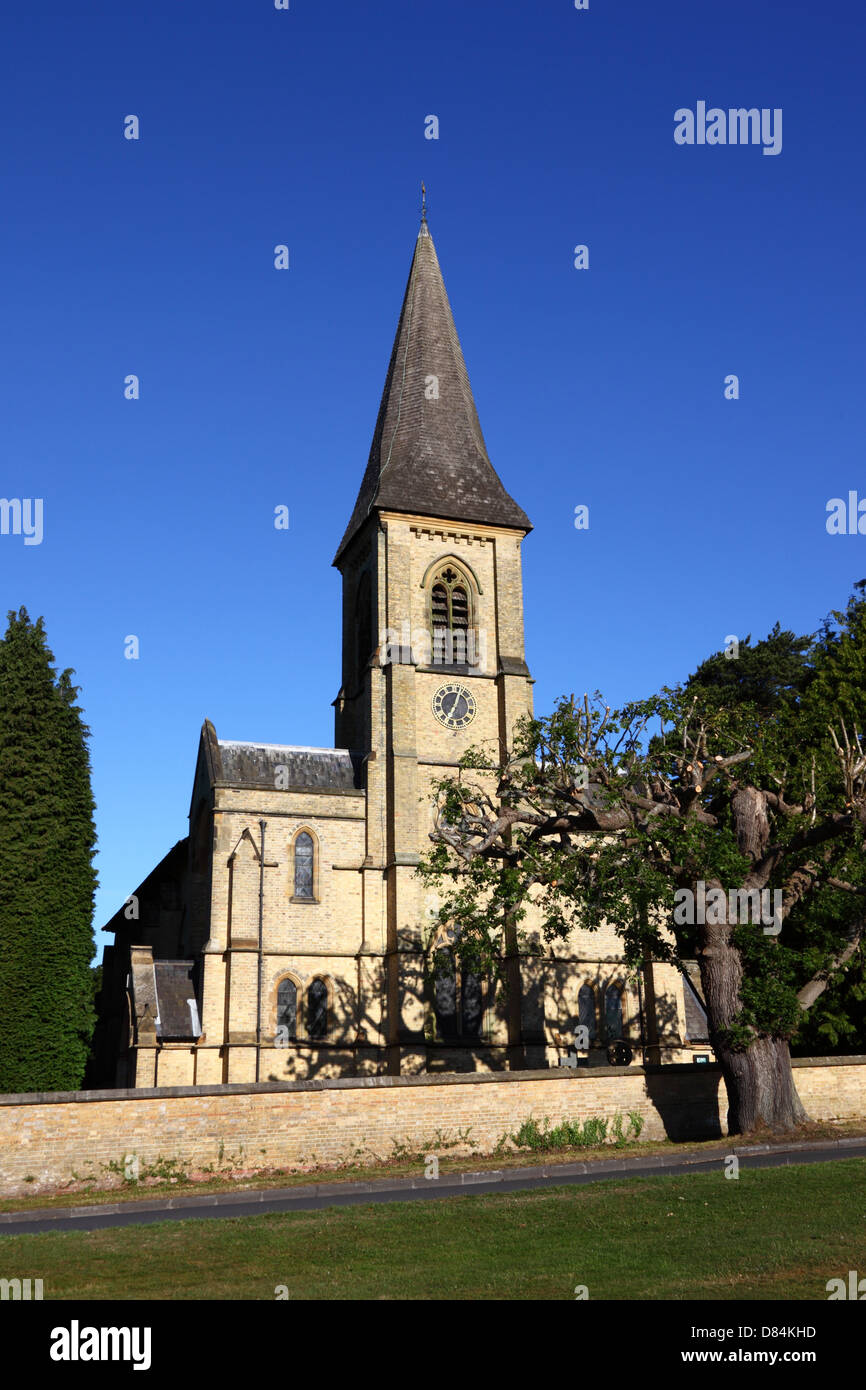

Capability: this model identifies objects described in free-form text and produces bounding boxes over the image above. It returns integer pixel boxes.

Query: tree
[418,589,866,1135]
[685,624,815,715]
[682,591,866,1057]
[786,583,866,1053]
[0,608,98,1092]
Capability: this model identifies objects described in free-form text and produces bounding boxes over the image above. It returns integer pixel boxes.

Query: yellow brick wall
[1,1059,862,1197]
[185,509,693,1084]
[199,783,373,1073]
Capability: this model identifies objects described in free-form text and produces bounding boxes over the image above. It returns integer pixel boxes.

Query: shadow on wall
[264,955,396,1082]
[261,947,724,1141]
[643,1067,724,1141]
[525,955,682,1058]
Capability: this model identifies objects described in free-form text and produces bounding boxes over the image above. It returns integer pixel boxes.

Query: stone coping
[0,1055,862,1107]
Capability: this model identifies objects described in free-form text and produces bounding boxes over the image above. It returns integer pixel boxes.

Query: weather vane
[421,181,427,223]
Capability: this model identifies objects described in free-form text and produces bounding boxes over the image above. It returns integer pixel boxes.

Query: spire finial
[420,181,427,224]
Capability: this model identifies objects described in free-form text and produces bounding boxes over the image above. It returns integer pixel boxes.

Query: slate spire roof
[334,216,531,564]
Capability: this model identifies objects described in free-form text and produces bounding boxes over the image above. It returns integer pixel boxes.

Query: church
[90,208,708,1089]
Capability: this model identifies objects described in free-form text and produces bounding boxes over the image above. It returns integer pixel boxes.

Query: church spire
[334,213,531,564]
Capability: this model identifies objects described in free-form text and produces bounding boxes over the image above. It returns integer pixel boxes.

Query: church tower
[333,210,535,1072]
[93,205,700,1092]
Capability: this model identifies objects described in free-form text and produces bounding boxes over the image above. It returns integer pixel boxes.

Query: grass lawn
[1,1158,864,1300]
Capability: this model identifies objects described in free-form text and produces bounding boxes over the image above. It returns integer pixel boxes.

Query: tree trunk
[697,879,808,1134]
[714,1034,807,1133]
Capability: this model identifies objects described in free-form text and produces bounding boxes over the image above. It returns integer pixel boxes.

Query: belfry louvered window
[430,567,474,666]
[432,584,448,637]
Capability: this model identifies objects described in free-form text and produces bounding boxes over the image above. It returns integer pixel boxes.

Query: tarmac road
[1,1136,864,1235]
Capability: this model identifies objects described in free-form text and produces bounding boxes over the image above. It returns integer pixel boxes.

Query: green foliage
[418,584,866,1058]
[389,1127,478,1161]
[791,949,866,1056]
[687,624,815,713]
[0,608,97,1092]
[104,1154,190,1185]
[511,1112,644,1152]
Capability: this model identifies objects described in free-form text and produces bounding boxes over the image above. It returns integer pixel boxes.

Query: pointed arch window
[461,968,483,1038]
[431,945,484,1042]
[276,977,298,1040]
[307,978,329,1040]
[433,948,458,1038]
[604,986,623,1041]
[429,565,477,667]
[578,984,597,1044]
[292,831,315,902]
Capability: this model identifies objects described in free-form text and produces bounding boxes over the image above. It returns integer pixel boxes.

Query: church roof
[216,739,363,793]
[153,961,200,1040]
[334,217,531,564]
[126,955,200,1042]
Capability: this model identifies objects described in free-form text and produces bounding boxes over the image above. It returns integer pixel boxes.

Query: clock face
[432,682,477,730]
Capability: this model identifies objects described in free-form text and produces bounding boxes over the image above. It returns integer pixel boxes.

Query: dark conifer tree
[0,608,97,1092]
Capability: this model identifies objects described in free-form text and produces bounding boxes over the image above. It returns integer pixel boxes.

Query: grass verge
[1,1118,862,1215]
[0,1157,863,1300]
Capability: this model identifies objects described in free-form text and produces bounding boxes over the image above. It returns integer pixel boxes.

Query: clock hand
[444,692,458,716]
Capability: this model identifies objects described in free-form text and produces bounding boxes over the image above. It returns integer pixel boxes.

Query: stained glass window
[294,832,314,899]
[433,948,458,1040]
[277,978,297,1038]
[578,984,597,1042]
[432,947,483,1041]
[307,978,328,1039]
[461,970,482,1039]
[604,987,623,1041]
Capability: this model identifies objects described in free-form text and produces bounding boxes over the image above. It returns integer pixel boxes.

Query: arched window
[431,946,483,1041]
[276,978,297,1040]
[578,984,597,1043]
[461,969,483,1039]
[433,948,458,1039]
[429,565,476,667]
[293,831,315,901]
[307,978,329,1039]
[604,986,623,1041]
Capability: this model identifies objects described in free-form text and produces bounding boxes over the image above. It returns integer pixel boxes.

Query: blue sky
[1,0,863,957]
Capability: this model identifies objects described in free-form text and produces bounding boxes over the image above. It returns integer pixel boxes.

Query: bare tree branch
[796,917,865,1010]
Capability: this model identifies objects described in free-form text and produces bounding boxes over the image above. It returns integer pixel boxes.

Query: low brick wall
[0,1057,863,1197]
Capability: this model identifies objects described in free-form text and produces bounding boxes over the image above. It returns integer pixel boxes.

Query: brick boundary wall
[0,1057,864,1197]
